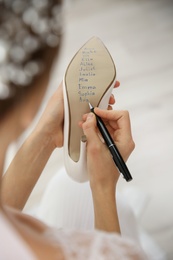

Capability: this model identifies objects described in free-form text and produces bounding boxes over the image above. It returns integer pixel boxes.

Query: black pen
[88,102,132,182]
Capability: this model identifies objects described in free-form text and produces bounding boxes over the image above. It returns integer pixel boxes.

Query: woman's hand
[81,108,135,191]
[35,82,64,148]
[94,108,135,162]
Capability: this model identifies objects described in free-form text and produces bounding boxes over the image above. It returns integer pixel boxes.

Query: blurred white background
[5,0,173,259]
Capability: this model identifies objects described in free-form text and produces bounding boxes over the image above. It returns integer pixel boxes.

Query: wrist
[91,179,117,210]
[89,169,119,196]
[91,185,120,233]
[91,183,116,201]
[32,125,56,153]
[34,101,64,148]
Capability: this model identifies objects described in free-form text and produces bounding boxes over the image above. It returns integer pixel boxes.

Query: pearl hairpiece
[0,0,62,99]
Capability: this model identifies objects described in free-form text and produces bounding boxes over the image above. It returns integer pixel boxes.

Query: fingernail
[87,112,94,120]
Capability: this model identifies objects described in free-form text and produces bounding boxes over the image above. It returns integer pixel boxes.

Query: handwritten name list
[78,47,96,102]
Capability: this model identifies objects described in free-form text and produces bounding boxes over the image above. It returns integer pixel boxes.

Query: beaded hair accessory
[0,0,62,99]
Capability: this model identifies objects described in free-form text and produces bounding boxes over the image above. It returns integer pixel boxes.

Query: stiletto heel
[63,36,116,182]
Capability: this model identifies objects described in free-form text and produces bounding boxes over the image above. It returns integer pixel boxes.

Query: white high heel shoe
[63,36,116,182]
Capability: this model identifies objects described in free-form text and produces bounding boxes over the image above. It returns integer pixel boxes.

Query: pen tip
[88,102,93,110]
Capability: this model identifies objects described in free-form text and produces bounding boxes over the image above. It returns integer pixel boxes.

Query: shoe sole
[63,36,116,181]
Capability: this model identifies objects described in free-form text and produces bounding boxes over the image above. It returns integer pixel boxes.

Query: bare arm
[2,128,54,209]
[2,84,64,210]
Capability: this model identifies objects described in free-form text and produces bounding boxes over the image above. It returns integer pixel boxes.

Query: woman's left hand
[35,82,64,148]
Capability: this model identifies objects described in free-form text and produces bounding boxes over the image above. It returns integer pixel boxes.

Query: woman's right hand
[81,108,135,191]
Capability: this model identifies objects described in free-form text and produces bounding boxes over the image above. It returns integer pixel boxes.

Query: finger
[82,113,88,121]
[109,93,116,104]
[107,105,113,110]
[109,80,120,104]
[82,113,102,144]
[94,107,123,121]
[94,108,132,134]
[114,81,120,88]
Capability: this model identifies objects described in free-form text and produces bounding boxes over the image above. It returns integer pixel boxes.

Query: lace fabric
[0,210,146,259]
[44,228,147,260]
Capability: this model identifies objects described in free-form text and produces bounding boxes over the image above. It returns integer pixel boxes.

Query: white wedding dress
[33,167,166,260]
[0,212,146,259]
[45,228,146,259]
